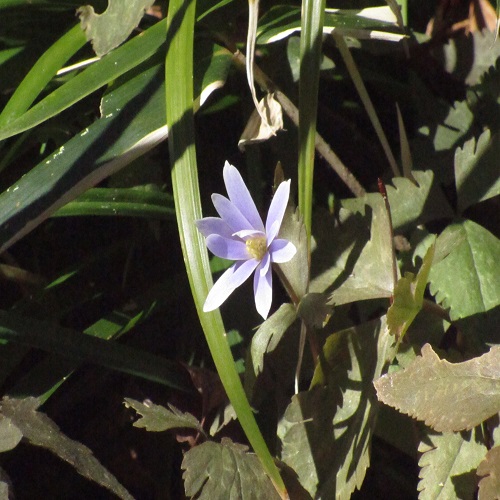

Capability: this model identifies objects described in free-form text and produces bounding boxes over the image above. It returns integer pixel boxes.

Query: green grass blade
[0,24,87,127]
[53,187,176,219]
[0,19,168,141]
[165,0,285,493]
[298,0,326,251]
[0,310,193,393]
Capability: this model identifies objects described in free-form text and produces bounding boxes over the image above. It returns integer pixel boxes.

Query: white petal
[269,239,296,263]
[265,180,290,243]
[233,229,265,240]
[223,162,265,232]
[253,257,273,320]
[203,259,258,312]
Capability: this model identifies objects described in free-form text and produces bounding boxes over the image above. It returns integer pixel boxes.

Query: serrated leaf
[1,397,133,500]
[341,170,453,233]
[276,206,308,300]
[0,415,22,453]
[209,403,237,436]
[429,220,500,327]
[327,198,394,305]
[433,100,474,153]
[455,128,500,213]
[124,398,202,433]
[78,0,154,56]
[477,445,500,500]
[375,343,500,432]
[418,429,487,499]
[250,303,296,375]
[181,437,281,499]
[279,317,393,498]
[387,242,435,339]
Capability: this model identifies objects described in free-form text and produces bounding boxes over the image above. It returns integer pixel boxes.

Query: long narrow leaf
[0,310,193,393]
[298,0,326,250]
[164,0,286,494]
[0,24,87,127]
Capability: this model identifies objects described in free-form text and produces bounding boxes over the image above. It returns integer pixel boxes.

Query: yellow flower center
[246,236,267,260]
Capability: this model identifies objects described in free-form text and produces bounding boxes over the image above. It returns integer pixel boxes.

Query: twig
[232,51,366,198]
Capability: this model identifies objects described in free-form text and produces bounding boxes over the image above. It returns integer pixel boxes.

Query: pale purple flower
[196,161,296,320]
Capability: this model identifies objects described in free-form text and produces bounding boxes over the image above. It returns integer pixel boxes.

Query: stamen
[246,236,267,260]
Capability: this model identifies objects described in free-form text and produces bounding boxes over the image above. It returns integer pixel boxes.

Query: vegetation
[0,0,499,498]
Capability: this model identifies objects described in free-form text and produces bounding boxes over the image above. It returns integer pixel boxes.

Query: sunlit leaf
[454,128,500,213]
[0,19,168,142]
[418,429,487,499]
[124,398,202,433]
[279,317,393,498]
[256,5,404,44]
[342,170,453,233]
[0,41,232,254]
[276,206,308,301]
[387,242,435,339]
[375,343,500,432]
[181,437,281,499]
[429,220,500,337]
[250,303,296,375]
[53,187,175,219]
[78,0,154,56]
[209,403,237,436]
[0,415,22,453]
[1,397,134,499]
[477,445,500,500]
[326,198,394,305]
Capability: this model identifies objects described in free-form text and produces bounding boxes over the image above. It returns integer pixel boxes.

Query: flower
[196,161,296,319]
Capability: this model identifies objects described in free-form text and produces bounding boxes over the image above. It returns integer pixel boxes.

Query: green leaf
[0,41,232,253]
[0,24,87,128]
[477,446,500,500]
[279,317,393,498]
[53,187,175,219]
[387,241,435,339]
[164,0,284,492]
[256,5,404,44]
[455,129,500,213]
[429,220,500,333]
[0,310,191,392]
[0,18,168,142]
[0,416,22,453]
[250,303,296,376]
[181,437,281,500]
[1,396,134,500]
[124,398,202,433]
[325,198,394,305]
[375,343,500,432]
[341,170,453,233]
[418,430,487,499]
[297,292,333,329]
[78,0,154,56]
[297,0,326,248]
[276,206,308,301]
[431,100,474,153]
